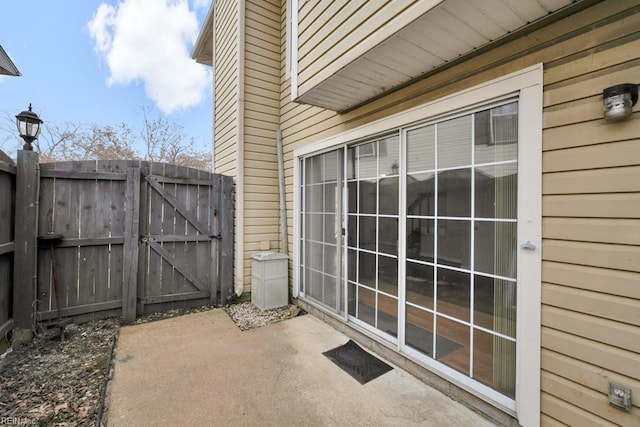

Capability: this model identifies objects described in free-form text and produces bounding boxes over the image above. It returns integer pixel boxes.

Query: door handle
[520,241,536,251]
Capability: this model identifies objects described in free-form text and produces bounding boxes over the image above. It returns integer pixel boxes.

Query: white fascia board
[0,45,20,76]
[192,1,215,65]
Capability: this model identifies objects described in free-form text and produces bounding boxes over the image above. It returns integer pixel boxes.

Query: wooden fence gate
[4,154,233,334]
[136,165,234,315]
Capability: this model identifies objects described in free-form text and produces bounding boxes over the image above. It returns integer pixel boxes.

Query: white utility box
[251,251,289,311]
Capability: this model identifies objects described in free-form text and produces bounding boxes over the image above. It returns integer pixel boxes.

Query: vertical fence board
[186,169,199,292]
[58,165,82,310]
[52,177,73,311]
[97,161,116,303]
[109,178,126,302]
[37,246,53,314]
[220,175,235,302]
[78,163,98,309]
[0,155,15,329]
[37,176,55,314]
[66,163,84,309]
[136,162,149,314]
[37,176,55,234]
[194,169,209,300]
[92,176,112,313]
[174,167,189,297]
[122,167,140,322]
[161,164,177,298]
[186,167,199,295]
[147,163,164,300]
[210,175,221,305]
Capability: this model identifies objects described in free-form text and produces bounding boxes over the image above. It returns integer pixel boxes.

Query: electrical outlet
[609,383,632,412]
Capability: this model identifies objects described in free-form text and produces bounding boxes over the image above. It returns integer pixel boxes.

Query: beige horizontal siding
[541,371,638,426]
[543,118,640,151]
[543,139,640,172]
[542,260,640,299]
[543,166,640,194]
[543,304,639,351]
[541,392,616,427]
[543,327,639,389]
[213,0,239,177]
[240,0,282,293]
[543,239,640,273]
[540,3,640,424]
[543,218,640,245]
[542,348,640,399]
[277,0,640,424]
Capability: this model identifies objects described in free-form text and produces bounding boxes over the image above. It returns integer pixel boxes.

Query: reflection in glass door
[300,149,343,314]
[346,135,400,338]
[298,100,519,400]
[404,102,518,397]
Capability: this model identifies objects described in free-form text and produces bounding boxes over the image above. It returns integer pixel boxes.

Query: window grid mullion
[433,122,439,358]
[470,112,476,379]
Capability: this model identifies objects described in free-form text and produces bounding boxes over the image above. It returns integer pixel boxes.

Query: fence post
[209,175,220,306]
[219,175,234,303]
[122,167,140,322]
[12,150,39,344]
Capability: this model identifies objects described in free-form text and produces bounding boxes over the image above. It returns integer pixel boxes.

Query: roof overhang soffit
[296,0,596,112]
[192,2,215,67]
[0,45,20,76]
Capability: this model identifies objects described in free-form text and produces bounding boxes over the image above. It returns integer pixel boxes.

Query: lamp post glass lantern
[16,103,43,151]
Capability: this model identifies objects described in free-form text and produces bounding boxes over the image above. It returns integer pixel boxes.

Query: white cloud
[87,0,211,114]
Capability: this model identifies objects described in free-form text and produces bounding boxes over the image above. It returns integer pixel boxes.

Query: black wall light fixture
[15,103,43,150]
[603,83,638,122]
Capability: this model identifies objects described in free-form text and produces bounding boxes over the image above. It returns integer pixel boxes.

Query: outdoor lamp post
[15,103,43,151]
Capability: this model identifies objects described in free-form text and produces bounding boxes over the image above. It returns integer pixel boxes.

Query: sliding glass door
[298,100,519,399]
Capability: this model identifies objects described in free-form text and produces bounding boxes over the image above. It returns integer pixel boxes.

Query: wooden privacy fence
[0,151,16,340]
[4,151,234,339]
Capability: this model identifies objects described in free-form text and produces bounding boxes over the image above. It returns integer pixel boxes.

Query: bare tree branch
[0,107,211,170]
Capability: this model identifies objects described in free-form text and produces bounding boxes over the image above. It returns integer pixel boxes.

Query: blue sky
[0,0,212,157]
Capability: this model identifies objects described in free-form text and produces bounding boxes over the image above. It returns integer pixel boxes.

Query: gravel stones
[224,301,304,331]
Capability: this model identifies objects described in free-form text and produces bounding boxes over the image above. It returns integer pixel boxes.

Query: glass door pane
[346,135,400,338]
[300,149,343,314]
[404,101,518,398]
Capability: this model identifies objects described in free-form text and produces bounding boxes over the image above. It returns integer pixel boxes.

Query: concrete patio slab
[106,310,495,426]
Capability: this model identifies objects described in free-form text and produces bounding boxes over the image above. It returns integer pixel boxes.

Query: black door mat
[323,340,393,385]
